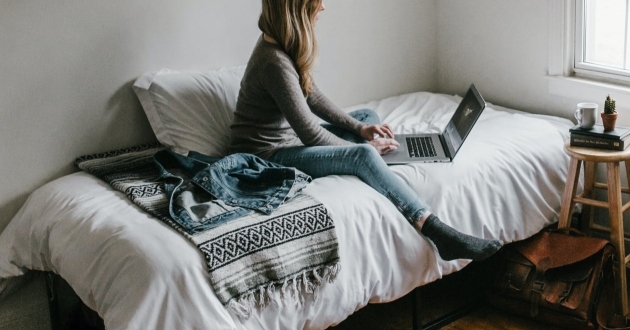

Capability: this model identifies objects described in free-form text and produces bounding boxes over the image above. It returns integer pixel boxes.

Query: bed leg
[411,257,494,330]
[412,287,479,330]
[412,288,422,330]
[46,272,61,330]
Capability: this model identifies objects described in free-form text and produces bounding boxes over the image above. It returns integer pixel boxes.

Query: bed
[0,66,575,330]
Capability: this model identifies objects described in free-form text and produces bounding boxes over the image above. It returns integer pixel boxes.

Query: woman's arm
[263,60,355,147]
[306,84,366,134]
[261,57,398,153]
[309,84,396,141]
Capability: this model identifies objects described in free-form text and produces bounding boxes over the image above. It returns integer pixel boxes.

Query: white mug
[575,102,598,129]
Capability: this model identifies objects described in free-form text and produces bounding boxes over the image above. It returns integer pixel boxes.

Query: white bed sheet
[0,91,574,330]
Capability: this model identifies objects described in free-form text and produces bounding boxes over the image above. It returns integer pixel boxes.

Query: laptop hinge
[439,134,451,160]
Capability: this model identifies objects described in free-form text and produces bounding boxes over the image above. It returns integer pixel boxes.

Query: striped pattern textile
[74,144,340,318]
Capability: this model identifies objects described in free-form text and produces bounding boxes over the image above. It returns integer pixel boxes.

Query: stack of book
[570,124,630,151]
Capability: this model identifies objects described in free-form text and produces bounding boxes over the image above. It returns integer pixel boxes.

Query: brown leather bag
[487,228,616,330]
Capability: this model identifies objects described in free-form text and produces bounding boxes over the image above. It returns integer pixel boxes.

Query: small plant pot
[601,112,618,131]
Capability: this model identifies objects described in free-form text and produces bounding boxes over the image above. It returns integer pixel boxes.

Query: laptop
[382,84,486,164]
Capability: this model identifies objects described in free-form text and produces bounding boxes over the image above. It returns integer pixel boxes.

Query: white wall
[436,0,578,119]
[317,0,437,106]
[0,0,437,232]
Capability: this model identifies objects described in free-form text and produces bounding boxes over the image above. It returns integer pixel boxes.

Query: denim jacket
[153,150,311,235]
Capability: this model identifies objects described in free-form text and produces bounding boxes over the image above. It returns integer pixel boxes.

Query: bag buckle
[532,280,546,293]
[559,282,573,302]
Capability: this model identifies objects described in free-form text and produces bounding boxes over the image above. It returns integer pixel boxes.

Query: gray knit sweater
[228,36,365,159]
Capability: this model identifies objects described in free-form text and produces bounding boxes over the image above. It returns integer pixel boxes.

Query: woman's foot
[419,214,502,261]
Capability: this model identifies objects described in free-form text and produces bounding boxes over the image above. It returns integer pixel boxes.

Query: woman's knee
[349,108,380,125]
[350,144,383,164]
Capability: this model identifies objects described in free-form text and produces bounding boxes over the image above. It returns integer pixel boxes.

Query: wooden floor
[331,295,565,330]
[443,306,565,330]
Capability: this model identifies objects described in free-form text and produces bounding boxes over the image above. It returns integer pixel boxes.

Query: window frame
[573,0,630,84]
[547,0,630,116]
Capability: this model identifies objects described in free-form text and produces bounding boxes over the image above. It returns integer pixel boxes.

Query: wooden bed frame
[44,254,499,330]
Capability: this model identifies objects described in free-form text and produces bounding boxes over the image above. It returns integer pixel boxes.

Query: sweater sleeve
[307,84,366,134]
[262,60,355,147]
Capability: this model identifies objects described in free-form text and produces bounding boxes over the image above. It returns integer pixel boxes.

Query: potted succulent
[602,94,618,131]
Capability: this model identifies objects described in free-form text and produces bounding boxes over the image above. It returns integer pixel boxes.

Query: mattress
[0,91,574,330]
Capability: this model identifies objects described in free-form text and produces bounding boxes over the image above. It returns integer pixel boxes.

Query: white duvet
[0,91,574,330]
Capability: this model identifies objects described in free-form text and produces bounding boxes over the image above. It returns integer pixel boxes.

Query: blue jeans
[267,109,429,224]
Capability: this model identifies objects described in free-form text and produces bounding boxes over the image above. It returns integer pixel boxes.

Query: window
[547,1,630,110]
[575,0,630,83]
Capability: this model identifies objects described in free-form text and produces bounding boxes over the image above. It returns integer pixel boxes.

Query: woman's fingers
[372,138,399,147]
[363,124,395,139]
[381,124,394,138]
[385,138,400,147]
[369,138,399,155]
[378,126,394,139]
[380,144,397,155]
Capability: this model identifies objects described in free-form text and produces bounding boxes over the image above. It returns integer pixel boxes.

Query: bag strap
[597,255,630,330]
[530,257,551,317]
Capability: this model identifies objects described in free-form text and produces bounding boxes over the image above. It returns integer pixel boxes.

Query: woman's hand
[369,138,400,155]
[360,124,394,141]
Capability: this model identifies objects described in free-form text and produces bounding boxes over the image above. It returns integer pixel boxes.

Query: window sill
[547,75,630,107]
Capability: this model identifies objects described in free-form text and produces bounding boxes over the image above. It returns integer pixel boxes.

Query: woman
[229,0,502,261]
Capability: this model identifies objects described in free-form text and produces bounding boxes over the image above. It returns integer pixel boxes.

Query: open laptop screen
[443,85,486,158]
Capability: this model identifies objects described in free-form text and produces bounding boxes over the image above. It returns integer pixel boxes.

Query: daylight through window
[575,0,630,82]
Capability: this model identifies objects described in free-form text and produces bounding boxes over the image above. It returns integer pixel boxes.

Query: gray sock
[420,214,503,261]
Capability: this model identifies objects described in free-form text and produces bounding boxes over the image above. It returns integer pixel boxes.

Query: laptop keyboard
[406,137,437,158]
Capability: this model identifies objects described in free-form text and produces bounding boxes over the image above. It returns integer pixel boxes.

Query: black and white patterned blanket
[74,144,340,318]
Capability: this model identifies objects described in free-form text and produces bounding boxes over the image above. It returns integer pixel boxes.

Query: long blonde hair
[259,0,322,95]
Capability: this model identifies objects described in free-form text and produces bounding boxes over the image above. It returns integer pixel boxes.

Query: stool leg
[606,161,628,316]
[559,158,582,229]
[580,161,597,234]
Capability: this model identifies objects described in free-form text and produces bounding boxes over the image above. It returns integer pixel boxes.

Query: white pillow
[133,66,246,157]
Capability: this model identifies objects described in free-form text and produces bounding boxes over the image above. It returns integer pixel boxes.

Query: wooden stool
[558,141,630,316]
